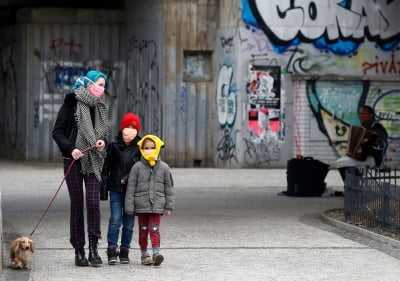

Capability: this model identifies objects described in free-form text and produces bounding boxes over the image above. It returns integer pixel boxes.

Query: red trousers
[137,213,161,251]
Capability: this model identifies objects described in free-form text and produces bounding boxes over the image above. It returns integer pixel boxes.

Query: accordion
[346,125,373,161]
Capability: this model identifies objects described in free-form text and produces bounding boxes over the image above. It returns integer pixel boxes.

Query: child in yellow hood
[125,135,175,266]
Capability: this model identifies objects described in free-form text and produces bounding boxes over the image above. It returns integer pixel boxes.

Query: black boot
[75,248,89,266]
[88,235,102,267]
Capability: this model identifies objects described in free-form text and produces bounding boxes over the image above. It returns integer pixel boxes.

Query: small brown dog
[9,236,35,269]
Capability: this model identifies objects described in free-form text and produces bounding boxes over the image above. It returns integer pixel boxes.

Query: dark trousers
[64,159,101,249]
[338,166,359,187]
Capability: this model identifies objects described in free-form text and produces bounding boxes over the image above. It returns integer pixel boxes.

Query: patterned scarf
[74,87,110,182]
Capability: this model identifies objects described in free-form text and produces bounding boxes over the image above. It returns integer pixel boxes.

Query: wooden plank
[175,3,186,166]
[187,2,197,49]
[186,83,197,165]
[163,2,179,165]
[196,3,208,50]
[206,81,216,166]
[195,82,207,162]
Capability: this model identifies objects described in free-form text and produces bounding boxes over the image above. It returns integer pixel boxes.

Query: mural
[239,0,400,165]
[307,80,400,157]
[243,0,400,55]
[240,0,400,78]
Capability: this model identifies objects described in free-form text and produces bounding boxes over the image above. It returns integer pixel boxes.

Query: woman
[52,70,110,267]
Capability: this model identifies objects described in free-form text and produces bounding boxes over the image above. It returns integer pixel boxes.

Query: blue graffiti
[54,66,90,89]
[242,0,400,55]
[314,37,360,56]
[54,66,109,90]
[241,0,258,27]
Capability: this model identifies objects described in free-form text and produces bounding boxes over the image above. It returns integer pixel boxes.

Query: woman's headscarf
[72,70,108,90]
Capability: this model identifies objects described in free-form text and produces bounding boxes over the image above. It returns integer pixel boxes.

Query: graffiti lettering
[216,65,237,126]
[362,54,400,75]
[240,27,275,53]
[220,36,234,48]
[243,136,280,165]
[50,38,82,57]
[127,36,160,134]
[216,128,238,165]
[54,66,90,89]
[284,47,331,74]
[179,86,186,118]
[34,100,39,128]
[250,0,400,44]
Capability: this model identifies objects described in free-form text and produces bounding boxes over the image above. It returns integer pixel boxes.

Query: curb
[320,209,400,249]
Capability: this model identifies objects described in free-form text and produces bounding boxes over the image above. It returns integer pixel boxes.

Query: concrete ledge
[320,209,400,249]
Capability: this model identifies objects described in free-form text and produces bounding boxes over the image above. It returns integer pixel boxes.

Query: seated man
[336,105,388,183]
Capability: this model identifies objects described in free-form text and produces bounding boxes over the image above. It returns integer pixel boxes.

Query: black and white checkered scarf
[74,87,110,182]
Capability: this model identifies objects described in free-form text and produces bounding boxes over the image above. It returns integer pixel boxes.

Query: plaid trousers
[64,158,101,249]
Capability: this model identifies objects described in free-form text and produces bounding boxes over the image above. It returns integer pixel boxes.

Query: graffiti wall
[245,65,282,164]
[0,9,126,161]
[213,0,400,167]
[125,35,161,137]
[242,0,400,77]
[0,35,20,158]
[216,61,239,165]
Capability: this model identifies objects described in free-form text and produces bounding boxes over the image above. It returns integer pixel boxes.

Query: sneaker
[107,246,119,265]
[119,247,130,264]
[152,253,164,266]
[141,254,154,265]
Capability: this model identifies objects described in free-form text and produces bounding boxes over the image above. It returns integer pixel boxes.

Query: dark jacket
[52,93,108,159]
[101,134,141,193]
[52,93,78,158]
[359,121,388,166]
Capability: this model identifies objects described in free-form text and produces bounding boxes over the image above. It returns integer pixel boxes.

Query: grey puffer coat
[125,157,175,215]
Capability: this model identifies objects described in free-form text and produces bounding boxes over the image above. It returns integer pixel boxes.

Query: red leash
[30,145,97,236]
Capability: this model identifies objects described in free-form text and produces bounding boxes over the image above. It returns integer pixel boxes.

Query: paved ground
[0,160,400,281]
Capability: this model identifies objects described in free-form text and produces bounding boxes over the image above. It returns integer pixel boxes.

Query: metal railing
[344,166,400,236]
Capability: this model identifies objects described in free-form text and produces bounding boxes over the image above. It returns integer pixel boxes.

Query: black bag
[286,157,329,196]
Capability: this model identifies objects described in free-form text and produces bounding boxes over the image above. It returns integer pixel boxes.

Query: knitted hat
[119,113,141,132]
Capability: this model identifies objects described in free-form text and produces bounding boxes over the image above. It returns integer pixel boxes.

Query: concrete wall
[125,0,218,167]
[1,1,399,168]
[214,0,400,168]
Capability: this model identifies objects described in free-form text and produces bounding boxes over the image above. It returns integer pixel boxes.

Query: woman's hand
[96,140,105,151]
[71,149,84,160]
